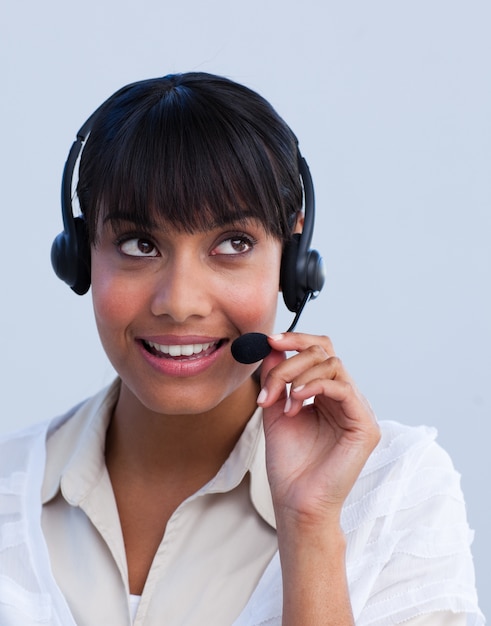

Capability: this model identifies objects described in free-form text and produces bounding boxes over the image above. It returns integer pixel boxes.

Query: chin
[120,373,254,419]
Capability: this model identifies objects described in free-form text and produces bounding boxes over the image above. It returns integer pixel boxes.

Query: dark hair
[77,72,303,244]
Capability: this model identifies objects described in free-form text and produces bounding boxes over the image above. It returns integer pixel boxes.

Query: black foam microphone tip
[231,333,272,364]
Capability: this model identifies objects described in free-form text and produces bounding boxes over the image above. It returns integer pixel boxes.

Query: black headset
[280,154,325,313]
[50,111,96,297]
[51,86,326,312]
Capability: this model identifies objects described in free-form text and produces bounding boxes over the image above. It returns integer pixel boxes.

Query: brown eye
[119,237,159,257]
[230,238,249,253]
[212,235,256,256]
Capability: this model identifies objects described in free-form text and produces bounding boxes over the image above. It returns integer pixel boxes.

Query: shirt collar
[247,409,276,528]
[41,380,276,529]
[41,379,120,505]
[198,405,276,529]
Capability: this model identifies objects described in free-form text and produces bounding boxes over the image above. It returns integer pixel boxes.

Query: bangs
[77,75,302,243]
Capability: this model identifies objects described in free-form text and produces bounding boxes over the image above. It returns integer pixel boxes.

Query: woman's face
[91,214,283,417]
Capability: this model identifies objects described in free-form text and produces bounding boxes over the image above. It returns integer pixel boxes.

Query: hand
[257,332,381,528]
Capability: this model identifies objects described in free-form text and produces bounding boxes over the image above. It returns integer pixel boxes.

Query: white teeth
[145,341,216,357]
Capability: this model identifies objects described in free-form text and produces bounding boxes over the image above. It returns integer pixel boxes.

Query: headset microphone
[231,333,271,365]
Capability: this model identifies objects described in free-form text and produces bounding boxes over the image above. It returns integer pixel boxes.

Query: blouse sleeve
[341,421,484,626]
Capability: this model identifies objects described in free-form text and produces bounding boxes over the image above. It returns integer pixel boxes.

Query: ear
[293,210,304,235]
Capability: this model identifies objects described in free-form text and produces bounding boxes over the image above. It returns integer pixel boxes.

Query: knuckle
[318,334,335,352]
[266,367,287,386]
[307,344,330,361]
[327,355,342,368]
[339,380,353,396]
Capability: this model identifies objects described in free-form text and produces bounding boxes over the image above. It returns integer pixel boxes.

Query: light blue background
[1,0,489,618]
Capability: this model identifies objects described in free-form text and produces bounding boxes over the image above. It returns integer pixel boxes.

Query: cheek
[90,263,141,337]
[223,260,281,333]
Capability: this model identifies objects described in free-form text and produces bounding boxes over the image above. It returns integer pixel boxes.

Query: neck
[105,376,260,487]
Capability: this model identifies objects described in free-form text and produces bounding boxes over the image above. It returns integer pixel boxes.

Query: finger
[292,377,356,407]
[268,332,337,357]
[289,357,355,395]
[259,346,286,385]
[258,346,341,407]
[257,347,287,405]
[291,377,378,431]
[282,393,306,417]
[284,375,355,418]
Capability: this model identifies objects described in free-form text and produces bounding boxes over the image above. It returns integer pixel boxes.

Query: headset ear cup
[50,217,91,295]
[280,233,301,312]
[280,236,326,313]
[306,249,326,296]
[71,217,91,295]
[51,231,71,285]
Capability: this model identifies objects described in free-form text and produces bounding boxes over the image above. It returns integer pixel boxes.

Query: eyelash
[113,231,258,258]
[212,233,257,256]
[114,233,158,257]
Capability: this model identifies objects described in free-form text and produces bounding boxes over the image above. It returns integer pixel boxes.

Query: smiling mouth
[142,339,225,359]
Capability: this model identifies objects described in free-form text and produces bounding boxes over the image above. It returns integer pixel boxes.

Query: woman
[0,72,483,625]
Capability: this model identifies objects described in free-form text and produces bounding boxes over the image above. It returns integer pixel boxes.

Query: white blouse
[0,384,485,625]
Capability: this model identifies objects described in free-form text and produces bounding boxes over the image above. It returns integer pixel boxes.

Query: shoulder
[363,419,445,478]
[343,420,483,625]
[0,419,50,479]
[344,420,461,521]
[343,419,469,552]
[0,380,120,482]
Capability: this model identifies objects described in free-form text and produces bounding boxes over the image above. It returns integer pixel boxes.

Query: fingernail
[292,384,305,394]
[269,333,284,341]
[257,388,268,404]
[284,396,292,413]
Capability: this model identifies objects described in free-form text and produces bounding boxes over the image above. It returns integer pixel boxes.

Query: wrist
[276,514,346,564]
[277,519,353,626]
[274,499,344,536]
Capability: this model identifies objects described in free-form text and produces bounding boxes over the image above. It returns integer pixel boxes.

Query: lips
[142,339,222,359]
[137,335,229,378]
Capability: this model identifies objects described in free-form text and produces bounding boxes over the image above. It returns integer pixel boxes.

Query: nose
[149,256,214,323]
